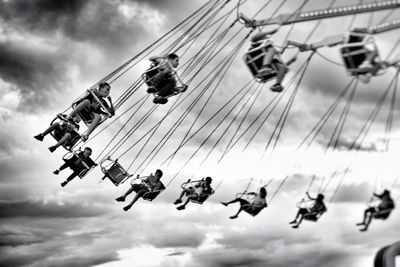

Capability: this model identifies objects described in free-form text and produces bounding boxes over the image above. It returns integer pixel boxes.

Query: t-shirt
[144,175,163,191]
[311,201,326,213]
[251,196,266,207]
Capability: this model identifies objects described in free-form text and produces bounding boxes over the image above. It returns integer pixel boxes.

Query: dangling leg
[69,99,91,118]
[289,208,304,224]
[177,194,197,210]
[35,123,62,141]
[82,114,101,141]
[49,133,71,153]
[271,61,287,93]
[262,47,277,67]
[360,208,374,232]
[221,198,242,206]
[116,185,137,202]
[291,208,307,228]
[61,171,79,187]
[54,161,71,175]
[123,188,147,211]
[230,205,245,219]
[356,208,370,226]
[174,189,190,205]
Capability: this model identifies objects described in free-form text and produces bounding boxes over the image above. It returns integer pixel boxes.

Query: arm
[107,96,115,116]
[149,55,164,61]
[306,192,315,200]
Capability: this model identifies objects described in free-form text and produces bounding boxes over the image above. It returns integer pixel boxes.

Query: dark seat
[72,90,111,126]
[49,116,81,151]
[373,209,392,220]
[242,204,264,217]
[243,40,282,83]
[303,211,324,222]
[340,32,380,75]
[63,151,96,178]
[142,182,166,201]
[101,159,131,186]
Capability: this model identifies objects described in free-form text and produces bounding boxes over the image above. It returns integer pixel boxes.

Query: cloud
[333,182,371,202]
[326,137,378,152]
[0,199,108,218]
[0,41,69,111]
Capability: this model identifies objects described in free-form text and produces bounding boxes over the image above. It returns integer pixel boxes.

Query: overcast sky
[1,0,400,266]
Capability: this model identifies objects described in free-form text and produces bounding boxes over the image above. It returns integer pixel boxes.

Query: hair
[155,169,163,178]
[167,53,179,60]
[84,147,92,153]
[205,176,212,184]
[383,189,390,195]
[98,82,110,90]
[317,193,324,201]
[259,187,267,198]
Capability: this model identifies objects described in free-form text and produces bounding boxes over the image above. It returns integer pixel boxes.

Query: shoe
[360,227,368,232]
[173,199,182,205]
[229,215,238,219]
[147,86,158,94]
[61,181,68,187]
[289,220,297,224]
[115,196,125,202]
[271,83,283,93]
[220,202,228,206]
[53,170,60,175]
[34,134,44,141]
[359,61,373,70]
[292,225,299,229]
[48,146,57,153]
[153,96,168,105]
[177,205,185,210]
[123,205,132,211]
[81,134,88,142]
[181,85,188,92]
[356,222,364,226]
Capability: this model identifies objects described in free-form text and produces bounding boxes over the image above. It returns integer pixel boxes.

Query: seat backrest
[105,163,129,186]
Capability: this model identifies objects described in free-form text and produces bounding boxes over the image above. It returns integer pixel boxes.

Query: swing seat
[340,32,380,75]
[143,62,162,86]
[72,90,111,126]
[49,116,81,151]
[243,204,264,217]
[303,211,323,222]
[63,151,97,179]
[190,194,211,205]
[142,182,166,201]
[101,161,130,186]
[373,209,392,220]
[143,60,188,101]
[243,40,282,83]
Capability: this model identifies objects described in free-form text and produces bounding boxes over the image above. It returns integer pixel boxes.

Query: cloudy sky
[1,0,400,266]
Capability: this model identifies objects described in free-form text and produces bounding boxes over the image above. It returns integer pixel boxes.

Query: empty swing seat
[101,161,130,186]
